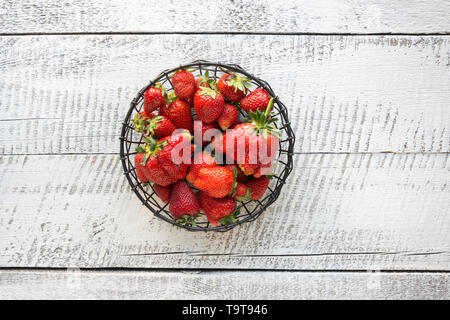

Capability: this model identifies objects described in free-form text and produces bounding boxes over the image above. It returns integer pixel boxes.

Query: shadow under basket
[120,60,295,232]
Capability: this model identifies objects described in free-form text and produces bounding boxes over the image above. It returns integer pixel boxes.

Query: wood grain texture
[0,35,449,155]
[1,270,449,299]
[1,153,449,270]
[1,0,450,34]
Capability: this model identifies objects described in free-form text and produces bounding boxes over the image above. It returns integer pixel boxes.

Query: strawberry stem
[264,97,274,120]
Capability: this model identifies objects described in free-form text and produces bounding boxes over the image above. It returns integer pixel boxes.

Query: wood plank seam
[1,32,450,36]
[2,267,450,273]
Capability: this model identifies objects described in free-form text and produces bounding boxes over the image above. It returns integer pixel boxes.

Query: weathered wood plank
[1,153,449,270]
[1,0,449,34]
[0,35,449,155]
[1,270,449,300]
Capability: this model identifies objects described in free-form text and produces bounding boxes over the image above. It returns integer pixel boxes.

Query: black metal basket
[120,60,295,232]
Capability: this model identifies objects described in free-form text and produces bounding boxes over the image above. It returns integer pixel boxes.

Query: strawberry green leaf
[243,81,253,89]
[141,152,151,165]
[139,136,168,164]
[143,116,164,136]
[135,146,145,153]
[176,214,199,227]
[225,74,251,93]
[165,91,177,104]
[133,112,148,133]
[262,129,268,139]
[247,108,280,139]
[154,82,166,96]
[229,168,239,197]
[199,87,218,99]
[236,189,251,202]
[219,210,240,225]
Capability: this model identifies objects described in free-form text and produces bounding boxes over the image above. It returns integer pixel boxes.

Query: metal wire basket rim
[120,60,295,232]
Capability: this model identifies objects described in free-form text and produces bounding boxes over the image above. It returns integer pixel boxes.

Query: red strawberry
[198,192,236,226]
[193,166,235,198]
[233,182,250,201]
[217,73,251,102]
[137,132,192,187]
[245,176,270,200]
[160,98,193,132]
[193,120,220,146]
[146,115,176,138]
[169,180,200,219]
[140,153,174,187]
[135,153,150,183]
[213,98,279,176]
[186,152,217,183]
[172,70,195,101]
[237,129,278,176]
[187,76,213,107]
[156,132,193,181]
[143,84,166,114]
[218,103,239,130]
[194,87,225,123]
[240,88,271,112]
[225,164,248,182]
[153,184,170,203]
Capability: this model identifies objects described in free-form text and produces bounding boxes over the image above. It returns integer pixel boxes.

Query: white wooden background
[0,0,449,299]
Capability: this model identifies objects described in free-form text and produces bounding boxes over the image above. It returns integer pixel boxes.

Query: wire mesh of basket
[120,60,295,232]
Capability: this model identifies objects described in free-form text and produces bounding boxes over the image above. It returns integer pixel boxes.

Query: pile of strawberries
[133,67,279,227]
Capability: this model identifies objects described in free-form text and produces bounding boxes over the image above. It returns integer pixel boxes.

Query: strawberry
[245,176,270,200]
[217,73,251,102]
[143,83,166,115]
[193,120,220,146]
[138,147,174,187]
[240,88,271,112]
[198,191,236,226]
[135,153,150,183]
[232,182,250,201]
[153,184,170,203]
[218,103,239,130]
[186,152,217,183]
[160,97,193,132]
[169,180,200,219]
[145,115,176,138]
[171,69,195,101]
[136,132,192,187]
[193,166,235,198]
[237,128,278,176]
[194,87,225,124]
[156,132,193,181]
[213,98,279,176]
